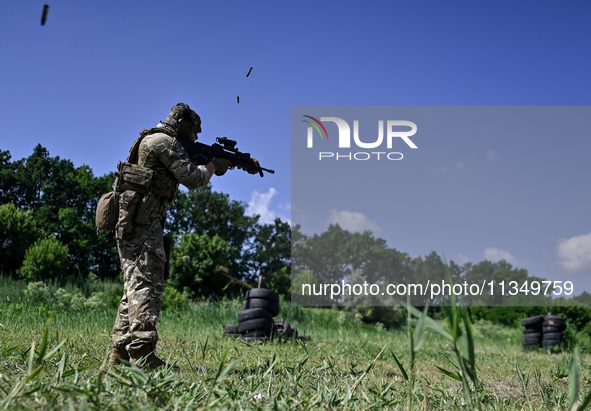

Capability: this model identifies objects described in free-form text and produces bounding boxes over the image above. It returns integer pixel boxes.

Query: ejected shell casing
[41,4,49,26]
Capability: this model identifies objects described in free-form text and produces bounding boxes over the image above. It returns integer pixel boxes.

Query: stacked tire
[223,288,280,342]
[521,316,543,351]
[543,314,566,351]
[223,323,240,339]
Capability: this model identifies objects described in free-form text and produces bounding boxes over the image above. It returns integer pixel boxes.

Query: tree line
[291,224,591,328]
[0,145,290,299]
[3,145,587,327]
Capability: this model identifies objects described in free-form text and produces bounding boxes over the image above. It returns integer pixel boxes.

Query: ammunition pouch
[111,162,178,235]
[95,191,120,231]
[115,190,142,238]
[114,161,177,203]
[115,162,153,194]
[98,129,179,234]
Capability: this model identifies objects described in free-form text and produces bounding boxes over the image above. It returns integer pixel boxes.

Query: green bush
[24,281,52,304]
[104,283,124,309]
[84,292,109,311]
[552,305,591,332]
[169,233,233,300]
[355,305,407,329]
[0,203,40,275]
[470,306,546,326]
[18,238,70,282]
[161,286,189,310]
[54,288,86,311]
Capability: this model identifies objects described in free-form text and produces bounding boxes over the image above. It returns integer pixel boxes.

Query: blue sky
[1,2,590,289]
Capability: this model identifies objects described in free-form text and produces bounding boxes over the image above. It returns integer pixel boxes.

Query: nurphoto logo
[303,115,418,161]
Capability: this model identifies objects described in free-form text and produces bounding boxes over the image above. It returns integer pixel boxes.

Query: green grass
[2,279,591,410]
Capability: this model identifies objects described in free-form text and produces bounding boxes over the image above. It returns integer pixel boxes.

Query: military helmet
[165,103,202,137]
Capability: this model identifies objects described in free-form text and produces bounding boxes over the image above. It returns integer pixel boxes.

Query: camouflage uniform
[111,124,210,358]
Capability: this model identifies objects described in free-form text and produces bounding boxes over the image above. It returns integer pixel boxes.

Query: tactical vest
[111,127,179,237]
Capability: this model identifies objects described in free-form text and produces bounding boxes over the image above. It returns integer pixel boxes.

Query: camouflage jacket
[137,125,211,190]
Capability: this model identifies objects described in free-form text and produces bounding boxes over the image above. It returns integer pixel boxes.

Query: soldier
[109,103,245,369]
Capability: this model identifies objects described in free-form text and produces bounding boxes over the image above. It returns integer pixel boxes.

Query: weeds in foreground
[3,279,591,409]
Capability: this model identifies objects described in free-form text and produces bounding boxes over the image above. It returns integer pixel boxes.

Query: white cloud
[246,188,290,225]
[557,232,591,274]
[485,149,499,163]
[483,248,520,267]
[456,254,472,264]
[327,210,381,233]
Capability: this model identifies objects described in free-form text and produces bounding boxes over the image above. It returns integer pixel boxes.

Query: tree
[18,238,70,281]
[300,224,354,284]
[0,203,40,275]
[168,233,235,300]
[0,150,18,205]
[249,218,291,298]
[464,259,545,305]
[0,146,119,279]
[166,185,259,280]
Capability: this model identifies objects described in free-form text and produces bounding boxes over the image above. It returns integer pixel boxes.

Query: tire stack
[543,314,566,351]
[223,323,240,338]
[521,315,543,351]
[223,288,280,342]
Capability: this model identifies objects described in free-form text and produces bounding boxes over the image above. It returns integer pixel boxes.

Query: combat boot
[109,346,130,364]
[129,345,177,370]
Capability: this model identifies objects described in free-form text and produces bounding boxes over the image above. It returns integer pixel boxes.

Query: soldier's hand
[212,158,233,176]
[247,158,262,176]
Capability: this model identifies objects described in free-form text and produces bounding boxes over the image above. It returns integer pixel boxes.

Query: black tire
[521,316,544,326]
[245,298,280,316]
[522,333,541,340]
[543,325,566,333]
[224,323,239,333]
[523,328,542,334]
[223,332,241,338]
[543,339,562,347]
[240,336,269,343]
[243,329,273,338]
[522,338,541,345]
[545,315,564,322]
[237,318,274,334]
[246,288,279,302]
[543,333,563,340]
[238,308,273,322]
[544,320,566,330]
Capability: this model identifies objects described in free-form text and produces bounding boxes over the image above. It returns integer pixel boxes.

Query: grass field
[1,278,591,410]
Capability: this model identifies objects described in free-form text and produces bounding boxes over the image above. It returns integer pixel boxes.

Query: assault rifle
[176,136,274,177]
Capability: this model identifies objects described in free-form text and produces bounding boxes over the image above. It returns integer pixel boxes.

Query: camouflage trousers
[111,218,166,357]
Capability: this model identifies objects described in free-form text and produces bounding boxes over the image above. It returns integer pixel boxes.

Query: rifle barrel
[217,265,253,289]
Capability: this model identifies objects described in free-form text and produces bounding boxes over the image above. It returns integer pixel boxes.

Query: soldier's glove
[212,158,233,176]
[247,158,262,176]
